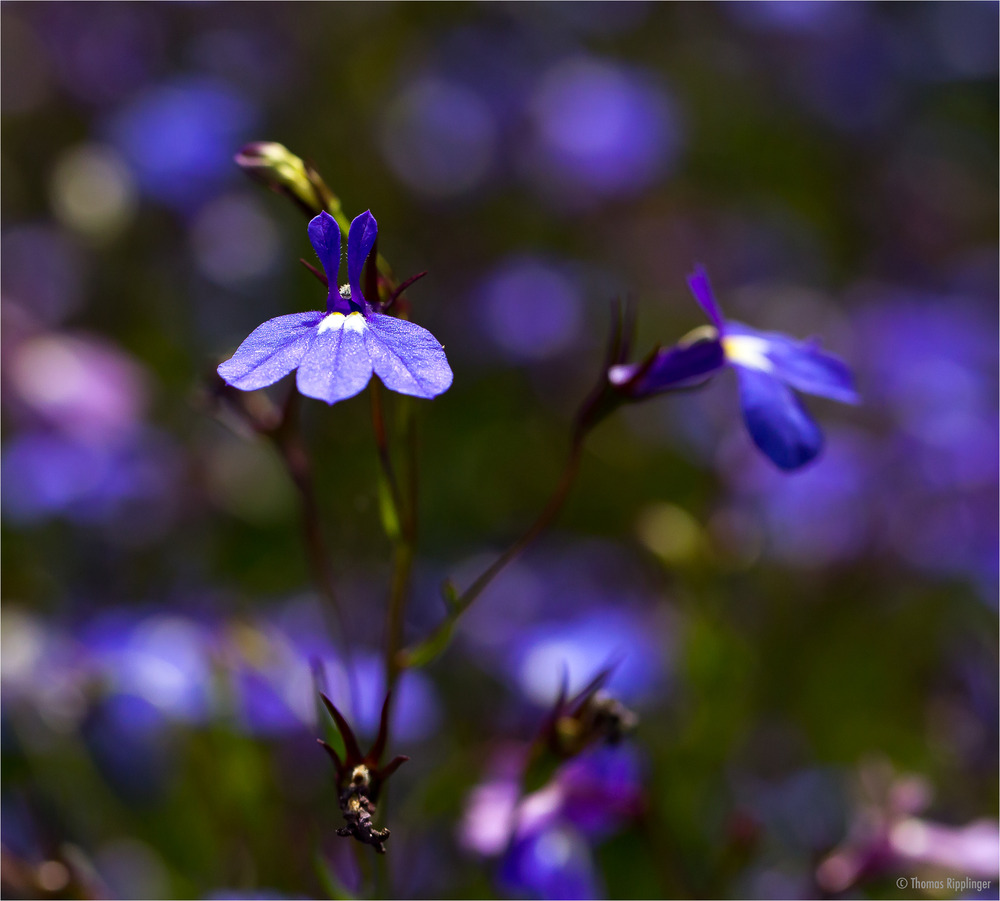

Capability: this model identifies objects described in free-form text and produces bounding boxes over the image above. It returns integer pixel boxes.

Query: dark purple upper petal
[217,311,323,390]
[609,338,724,397]
[726,322,859,404]
[308,212,350,314]
[364,313,453,399]
[348,210,378,309]
[307,212,341,283]
[687,265,726,332]
[296,313,373,404]
[736,366,824,470]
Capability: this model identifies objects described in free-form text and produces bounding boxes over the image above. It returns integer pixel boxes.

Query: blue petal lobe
[736,366,823,470]
[307,212,341,282]
[727,322,859,404]
[610,338,724,396]
[347,210,378,307]
[217,312,322,391]
[687,265,726,332]
[296,318,373,404]
[365,314,453,399]
[500,824,599,901]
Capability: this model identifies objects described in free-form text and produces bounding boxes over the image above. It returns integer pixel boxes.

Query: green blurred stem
[370,381,405,524]
[370,383,419,690]
[398,430,587,670]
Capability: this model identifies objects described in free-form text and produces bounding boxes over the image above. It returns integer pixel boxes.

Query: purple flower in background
[816,763,1000,893]
[1,430,176,530]
[83,611,215,723]
[106,77,258,210]
[612,266,859,470]
[218,211,452,405]
[524,57,681,202]
[508,608,665,707]
[81,693,172,803]
[479,257,583,361]
[461,744,643,899]
[379,76,498,199]
[501,824,599,900]
[224,601,441,741]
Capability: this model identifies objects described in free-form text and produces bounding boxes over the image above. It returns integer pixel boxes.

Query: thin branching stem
[397,430,587,670]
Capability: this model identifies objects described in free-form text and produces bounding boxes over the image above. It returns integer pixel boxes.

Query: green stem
[370,385,419,690]
[385,541,415,688]
[369,381,405,526]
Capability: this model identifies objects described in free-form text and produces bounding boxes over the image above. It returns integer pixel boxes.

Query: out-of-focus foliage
[2,2,997,899]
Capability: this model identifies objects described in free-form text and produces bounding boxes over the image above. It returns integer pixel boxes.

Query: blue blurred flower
[728,429,875,567]
[324,653,441,745]
[478,257,583,361]
[218,212,453,405]
[83,612,215,723]
[225,616,319,737]
[380,77,498,199]
[556,745,644,839]
[105,77,258,210]
[227,604,440,743]
[523,57,681,202]
[509,608,665,707]
[611,266,859,470]
[727,1,860,36]
[2,325,179,534]
[501,823,600,900]
[1,430,176,529]
[461,744,643,900]
[81,693,173,803]
[854,293,997,587]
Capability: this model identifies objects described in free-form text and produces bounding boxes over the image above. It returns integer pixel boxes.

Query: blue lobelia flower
[218,210,453,404]
[610,265,859,470]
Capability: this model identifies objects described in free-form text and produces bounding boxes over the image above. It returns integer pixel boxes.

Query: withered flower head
[318,691,409,854]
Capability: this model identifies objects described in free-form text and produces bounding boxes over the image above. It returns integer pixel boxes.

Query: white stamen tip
[344,311,366,333]
[317,312,345,334]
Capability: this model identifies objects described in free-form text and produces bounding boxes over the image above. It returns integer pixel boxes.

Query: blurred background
[2,2,997,899]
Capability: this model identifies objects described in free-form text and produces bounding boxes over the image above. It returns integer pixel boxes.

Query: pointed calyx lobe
[318,691,409,854]
[216,210,453,405]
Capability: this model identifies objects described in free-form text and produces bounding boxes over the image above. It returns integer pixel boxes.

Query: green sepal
[440,579,460,611]
[377,469,401,542]
[401,619,454,669]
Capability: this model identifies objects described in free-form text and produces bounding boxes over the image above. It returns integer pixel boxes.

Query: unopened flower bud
[235,142,336,218]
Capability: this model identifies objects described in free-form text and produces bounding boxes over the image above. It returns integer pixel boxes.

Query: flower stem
[370,384,419,690]
[369,381,405,526]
